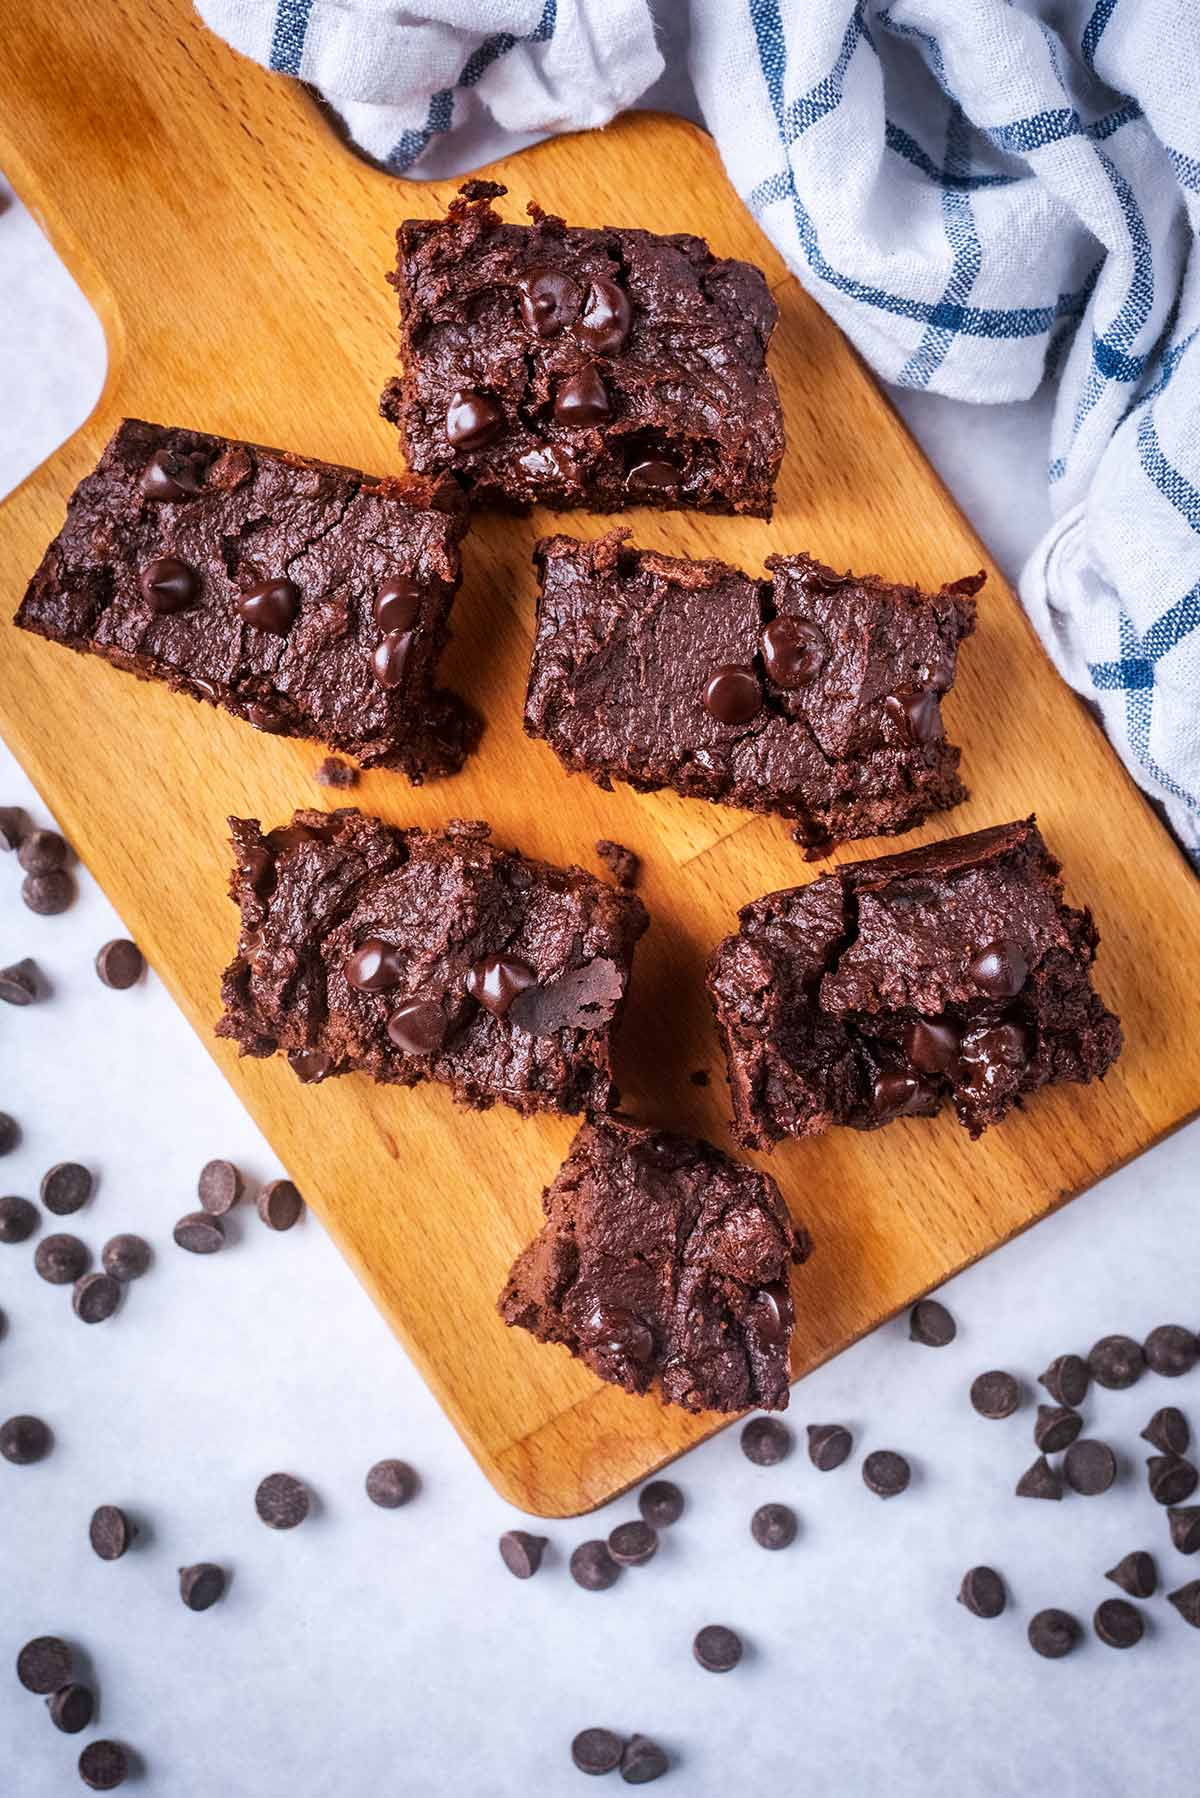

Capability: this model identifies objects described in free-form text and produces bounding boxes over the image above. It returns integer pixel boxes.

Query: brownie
[217,809,649,1117]
[16,418,477,779]
[525,531,981,853]
[707,818,1122,1146]
[498,1115,804,1413]
[381,181,784,517]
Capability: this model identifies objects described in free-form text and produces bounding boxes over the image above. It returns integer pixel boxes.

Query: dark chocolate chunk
[102,1234,151,1282]
[909,1298,956,1347]
[387,1000,448,1056]
[1142,1406,1190,1456]
[555,366,611,426]
[1016,1455,1063,1501]
[17,1635,73,1693]
[571,1727,624,1775]
[0,1194,39,1243]
[90,1504,136,1561]
[197,1158,243,1215]
[1039,1354,1090,1408]
[499,1530,547,1579]
[1064,1438,1117,1496]
[1105,1551,1157,1598]
[693,1624,742,1673]
[1089,1333,1144,1390]
[313,756,359,790]
[1028,1608,1079,1659]
[595,839,640,889]
[863,1450,910,1498]
[751,1502,797,1550]
[140,554,199,613]
[257,1179,304,1231]
[806,1423,853,1470]
[872,1071,938,1121]
[1147,1454,1199,1506]
[17,828,67,874]
[34,1233,90,1285]
[1,1414,52,1463]
[625,458,679,495]
[1034,1404,1083,1454]
[0,958,41,1005]
[620,1736,669,1785]
[365,1459,418,1508]
[73,1271,121,1323]
[0,805,28,850]
[21,870,75,914]
[1144,1324,1197,1378]
[1168,1580,1200,1627]
[702,664,762,726]
[1094,1597,1144,1649]
[78,1740,130,1790]
[95,939,144,989]
[255,1472,310,1529]
[40,1162,93,1216]
[742,1418,792,1466]
[958,1566,1006,1619]
[0,1112,19,1156]
[238,577,300,634]
[608,1520,658,1567]
[570,1540,620,1591]
[967,938,1028,999]
[173,1212,225,1254]
[639,1481,684,1528]
[178,1562,226,1611]
[465,954,536,1017]
[1168,1507,1200,1554]
[760,616,826,688]
[446,389,503,449]
[47,1683,94,1734]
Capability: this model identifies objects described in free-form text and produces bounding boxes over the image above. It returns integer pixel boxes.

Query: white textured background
[2,168,1199,1798]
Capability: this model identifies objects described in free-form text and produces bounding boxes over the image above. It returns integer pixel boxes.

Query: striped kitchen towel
[198,0,1200,859]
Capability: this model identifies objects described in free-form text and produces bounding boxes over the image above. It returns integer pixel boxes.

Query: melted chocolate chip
[625,457,678,494]
[884,688,944,746]
[760,616,827,688]
[753,1280,791,1346]
[968,940,1029,999]
[872,1071,937,1121]
[507,958,623,1036]
[372,630,414,689]
[554,365,611,426]
[465,955,536,1018]
[241,846,276,897]
[702,664,762,725]
[140,447,206,500]
[140,556,198,614]
[959,1021,1029,1086]
[288,1049,333,1084]
[903,1017,961,1074]
[517,266,580,337]
[374,577,422,635]
[578,276,632,353]
[387,999,448,1056]
[238,578,300,634]
[446,389,503,449]
[345,938,402,993]
[579,1303,653,1364]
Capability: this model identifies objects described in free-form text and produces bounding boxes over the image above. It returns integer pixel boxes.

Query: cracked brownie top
[381,181,785,517]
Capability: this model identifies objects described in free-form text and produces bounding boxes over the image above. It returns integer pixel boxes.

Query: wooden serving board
[3,0,1199,1518]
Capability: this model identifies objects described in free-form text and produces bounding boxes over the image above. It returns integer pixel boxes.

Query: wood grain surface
[3,0,1199,1517]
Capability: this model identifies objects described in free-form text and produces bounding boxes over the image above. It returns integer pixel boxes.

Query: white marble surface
[2,173,1199,1798]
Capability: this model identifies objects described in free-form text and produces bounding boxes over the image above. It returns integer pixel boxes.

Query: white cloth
[197,0,1200,858]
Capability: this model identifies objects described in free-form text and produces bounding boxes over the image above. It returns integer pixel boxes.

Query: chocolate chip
[499,1529,547,1578]
[0,1112,19,1156]
[289,1049,334,1083]
[466,955,536,1017]
[373,577,422,636]
[365,1458,417,1508]
[1147,1453,1198,1506]
[98,1235,148,1287]
[1089,1333,1144,1389]
[1064,1438,1117,1496]
[1169,1507,1200,1554]
[702,663,762,725]
[884,688,943,746]
[1,1414,51,1463]
[173,1212,225,1254]
[554,365,611,425]
[958,1566,1006,1618]
[372,630,414,690]
[639,1480,683,1527]
[578,1304,653,1363]
[21,870,74,914]
[909,1298,956,1347]
[760,616,826,688]
[578,277,632,353]
[967,939,1028,999]
[95,939,144,990]
[35,1233,90,1285]
[902,1017,961,1074]
[78,1740,129,1790]
[1144,1324,1198,1377]
[1028,1608,1079,1659]
[313,756,359,791]
[179,1562,226,1610]
[751,1502,797,1550]
[620,1736,669,1785]
[345,937,402,993]
[1094,1597,1144,1649]
[625,458,678,494]
[17,828,67,874]
[970,1370,1020,1419]
[257,1179,304,1231]
[237,577,300,634]
[40,1162,93,1215]
[198,1158,243,1215]
[446,389,503,449]
[140,554,198,613]
[255,1472,310,1529]
[1039,1354,1089,1408]
[872,1070,937,1121]
[571,1727,624,1775]
[863,1449,911,1498]
[959,1021,1029,1085]
[693,1624,742,1673]
[508,958,625,1037]
[90,1504,136,1560]
[47,1682,95,1733]
[17,1635,73,1692]
[1142,1406,1190,1455]
[387,999,448,1056]
[741,1417,792,1466]
[0,1194,38,1243]
[1106,1551,1157,1598]
[1016,1455,1063,1500]
[0,805,27,850]
[608,1520,658,1566]
[1034,1404,1083,1454]
[517,267,580,337]
[570,1540,620,1591]
[141,446,206,500]
[595,839,640,889]
[806,1422,853,1469]
[74,1272,121,1323]
[1168,1580,1200,1627]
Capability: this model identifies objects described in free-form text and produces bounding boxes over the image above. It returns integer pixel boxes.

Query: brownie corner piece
[498,1114,802,1413]
[383,182,784,516]
[216,808,649,1119]
[707,817,1121,1147]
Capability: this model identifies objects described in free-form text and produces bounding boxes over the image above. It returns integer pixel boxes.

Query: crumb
[689,1069,710,1087]
[314,757,359,790]
[595,839,640,889]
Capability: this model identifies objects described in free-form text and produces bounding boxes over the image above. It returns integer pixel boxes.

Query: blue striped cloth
[198,0,1200,859]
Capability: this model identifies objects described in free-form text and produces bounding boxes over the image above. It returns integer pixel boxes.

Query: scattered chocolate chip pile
[174,1159,305,1250]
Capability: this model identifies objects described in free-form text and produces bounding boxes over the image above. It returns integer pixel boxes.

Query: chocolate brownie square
[498,1115,804,1413]
[381,181,784,516]
[524,531,981,852]
[16,418,477,779]
[217,810,648,1118]
[707,818,1121,1145]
